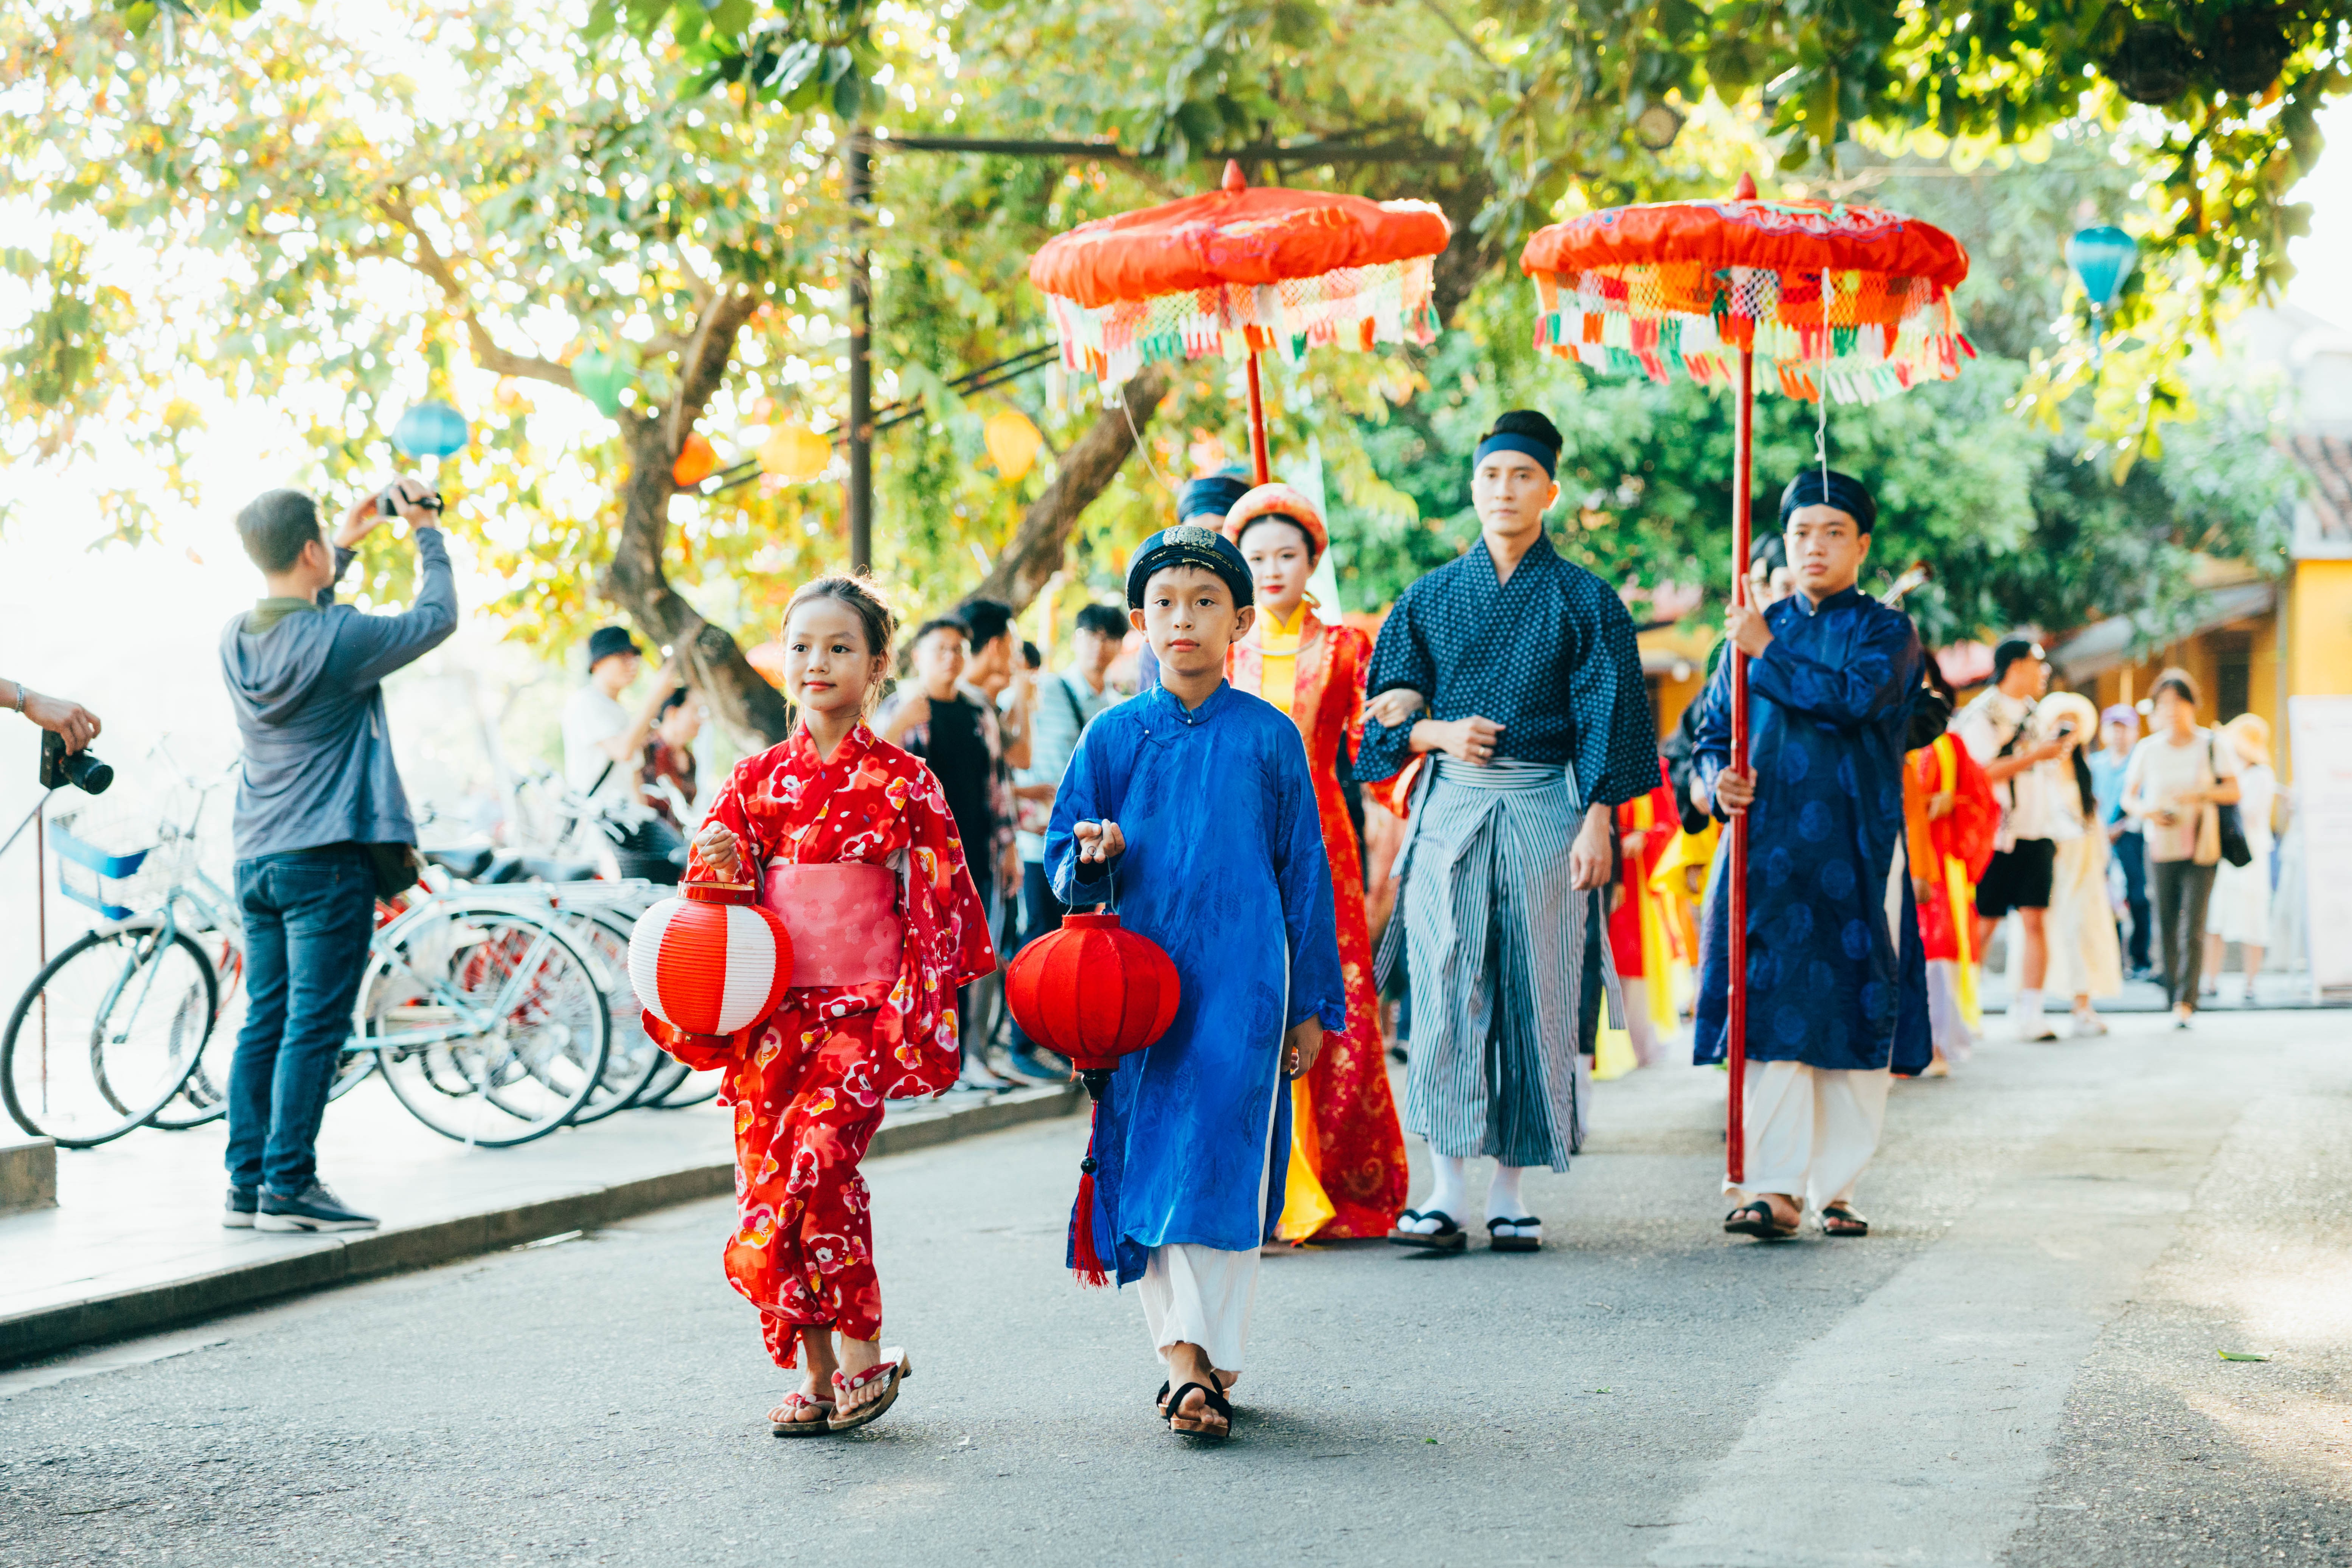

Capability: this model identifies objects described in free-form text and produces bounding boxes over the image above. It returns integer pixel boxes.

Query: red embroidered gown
[655,722,995,1366]
[1228,608,1410,1239]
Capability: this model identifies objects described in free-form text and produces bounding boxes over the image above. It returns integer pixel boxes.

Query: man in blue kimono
[1357,410,1658,1254]
[1047,523,1346,1441]
[1696,469,1930,1242]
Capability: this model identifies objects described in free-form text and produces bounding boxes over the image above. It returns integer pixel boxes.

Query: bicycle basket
[48,800,193,919]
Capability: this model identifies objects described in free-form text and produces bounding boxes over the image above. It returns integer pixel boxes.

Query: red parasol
[1519,174,1973,1185]
[1031,161,1450,483]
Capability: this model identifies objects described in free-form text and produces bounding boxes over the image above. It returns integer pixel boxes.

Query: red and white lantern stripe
[626,896,792,1039]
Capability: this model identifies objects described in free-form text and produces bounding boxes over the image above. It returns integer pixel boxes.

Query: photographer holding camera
[5,680,101,751]
[217,477,455,1234]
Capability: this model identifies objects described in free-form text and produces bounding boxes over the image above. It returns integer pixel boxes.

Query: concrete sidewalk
[0,1076,1081,1368]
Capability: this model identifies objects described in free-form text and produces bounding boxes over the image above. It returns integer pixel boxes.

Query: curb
[0,1083,1082,1369]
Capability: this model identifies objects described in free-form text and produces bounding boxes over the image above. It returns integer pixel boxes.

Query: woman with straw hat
[2003,691,2122,1036]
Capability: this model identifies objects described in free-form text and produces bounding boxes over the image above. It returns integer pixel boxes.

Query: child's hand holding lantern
[1074,820,1126,865]
[692,822,745,880]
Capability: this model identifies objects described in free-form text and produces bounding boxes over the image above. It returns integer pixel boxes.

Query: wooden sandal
[826,1348,911,1434]
[1723,1200,1798,1240]
[1487,1216,1543,1253]
[1387,1209,1469,1251]
[1165,1380,1233,1440]
[768,1391,835,1437]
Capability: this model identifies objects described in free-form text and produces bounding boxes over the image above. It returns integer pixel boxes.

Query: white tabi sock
[1485,1163,1529,1225]
[2015,988,2046,1036]
[1402,1154,1469,1233]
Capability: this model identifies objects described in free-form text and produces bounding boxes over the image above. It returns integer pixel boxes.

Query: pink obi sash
[760,862,903,987]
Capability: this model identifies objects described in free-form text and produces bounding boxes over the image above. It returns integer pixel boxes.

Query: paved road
[5,1011,2348,1566]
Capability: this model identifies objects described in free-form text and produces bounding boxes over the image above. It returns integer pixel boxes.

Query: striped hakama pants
[1382,758,1618,1171]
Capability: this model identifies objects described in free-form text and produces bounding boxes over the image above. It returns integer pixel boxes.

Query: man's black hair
[657,686,690,719]
[910,616,970,647]
[959,597,1015,649]
[1486,409,1563,452]
[236,489,323,575]
[1992,637,2044,684]
[1021,640,1042,670]
[1748,531,1788,573]
[1073,602,1129,640]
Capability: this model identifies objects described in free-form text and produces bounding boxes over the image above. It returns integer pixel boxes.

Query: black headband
[1473,432,1558,479]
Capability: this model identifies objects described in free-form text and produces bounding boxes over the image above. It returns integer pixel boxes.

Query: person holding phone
[2121,669,2242,1028]
[218,477,455,1233]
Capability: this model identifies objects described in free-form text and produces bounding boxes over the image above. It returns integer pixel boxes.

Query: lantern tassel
[1070,1105,1111,1289]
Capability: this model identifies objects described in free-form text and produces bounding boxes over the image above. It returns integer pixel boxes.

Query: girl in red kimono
[666,576,995,1438]
[1220,483,1410,1240]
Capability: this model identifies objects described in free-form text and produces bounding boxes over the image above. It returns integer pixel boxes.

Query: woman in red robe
[1219,483,1410,1240]
[662,576,995,1438]
[1607,761,1684,1067]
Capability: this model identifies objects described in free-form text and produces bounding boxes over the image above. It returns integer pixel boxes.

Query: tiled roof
[2290,432,2352,543]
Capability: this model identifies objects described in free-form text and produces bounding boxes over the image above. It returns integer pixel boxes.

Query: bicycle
[2,744,614,1149]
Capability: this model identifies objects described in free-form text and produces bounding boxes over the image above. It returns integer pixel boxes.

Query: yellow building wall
[2286,559,2352,781]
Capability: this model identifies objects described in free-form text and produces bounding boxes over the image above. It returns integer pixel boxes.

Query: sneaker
[222,1185,259,1229]
[2072,1010,2109,1038]
[256,1181,380,1233]
[1003,1045,1072,1084]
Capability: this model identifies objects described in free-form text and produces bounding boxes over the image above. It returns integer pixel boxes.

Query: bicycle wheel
[3,922,216,1148]
[654,1062,724,1108]
[366,904,610,1147]
[147,927,244,1131]
[560,911,664,1124]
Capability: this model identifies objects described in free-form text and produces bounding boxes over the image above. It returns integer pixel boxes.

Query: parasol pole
[1726,345,1754,1187]
[1244,350,1272,483]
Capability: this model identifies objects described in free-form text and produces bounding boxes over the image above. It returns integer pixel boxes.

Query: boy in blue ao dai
[1045,524,1346,1438]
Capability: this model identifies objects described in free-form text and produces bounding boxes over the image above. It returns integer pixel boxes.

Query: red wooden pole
[1245,348,1271,484]
[1726,346,1754,1186]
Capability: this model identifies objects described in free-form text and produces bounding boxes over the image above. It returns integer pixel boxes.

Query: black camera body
[375,484,447,519]
[40,730,113,796]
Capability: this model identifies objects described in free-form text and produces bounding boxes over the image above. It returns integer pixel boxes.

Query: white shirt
[561,684,635,806]
[2124,727,2239,864]
[1953,688,2057,847]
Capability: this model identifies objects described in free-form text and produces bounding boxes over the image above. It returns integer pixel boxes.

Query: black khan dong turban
[1778,469,1877,534]
[1473,409,1562,479]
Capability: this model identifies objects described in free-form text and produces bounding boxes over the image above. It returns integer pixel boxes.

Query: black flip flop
[1166,1380,1233,1440]
[1386,1209,1468,1251]
[1723,1200,1797,1240]
[1818,1203,1869,1237]
[1487,1216,1542,1253]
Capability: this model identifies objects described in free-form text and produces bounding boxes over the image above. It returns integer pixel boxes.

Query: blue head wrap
[1178,473,1251,522]
[1472,409,1562,479]
[1124,523,1255,610]
[1778,469,1878,534]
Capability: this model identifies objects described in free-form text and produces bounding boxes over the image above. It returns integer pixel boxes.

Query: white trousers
[1726,1060,1892,1211]
[1925,959,1973,1059]
[1139,1054,1283,1380]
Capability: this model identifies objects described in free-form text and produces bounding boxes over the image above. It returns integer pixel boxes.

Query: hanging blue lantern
[391,401,470,460]
[2065,226,2138,313]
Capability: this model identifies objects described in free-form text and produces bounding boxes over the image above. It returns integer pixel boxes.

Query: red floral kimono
[658,722,995,1367]
[1607,764,1682,982]
[1228,607,1409,1240]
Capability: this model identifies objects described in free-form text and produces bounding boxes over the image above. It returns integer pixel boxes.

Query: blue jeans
[227,847,377,1194]
[2113,829,2152,972]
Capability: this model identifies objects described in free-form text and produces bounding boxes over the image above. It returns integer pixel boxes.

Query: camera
[375,483,447,519]
[39,730,113,796]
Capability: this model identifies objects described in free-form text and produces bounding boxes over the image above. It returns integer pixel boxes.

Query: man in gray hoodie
[219,480,456,1232]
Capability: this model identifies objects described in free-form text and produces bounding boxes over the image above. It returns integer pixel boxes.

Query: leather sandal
[1723,1200,1798,1240]
[1165,1380,1233,1440]
[1818,1203,1869,1237]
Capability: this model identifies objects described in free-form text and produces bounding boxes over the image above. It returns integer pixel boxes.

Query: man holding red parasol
[1696,472,1931,1239]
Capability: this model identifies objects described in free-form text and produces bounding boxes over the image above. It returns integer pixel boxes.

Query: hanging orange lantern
[758,421,833,483]
[672,432,719,487]
[983,408,1043,481]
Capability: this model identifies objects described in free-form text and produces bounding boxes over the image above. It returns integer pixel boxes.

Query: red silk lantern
[1004,907,1180,1289]
[627,879,794,1051]
[1003,910,1179,1075]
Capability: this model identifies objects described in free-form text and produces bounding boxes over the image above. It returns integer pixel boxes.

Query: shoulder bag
[2208,737,2252,868]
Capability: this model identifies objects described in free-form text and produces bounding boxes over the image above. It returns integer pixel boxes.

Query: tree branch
[378,193,577,391]
[970,364,1172,612]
